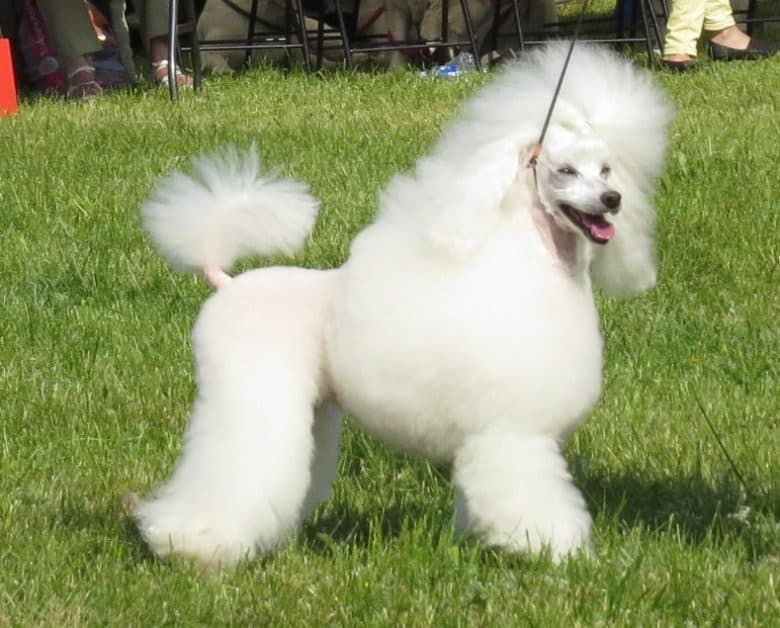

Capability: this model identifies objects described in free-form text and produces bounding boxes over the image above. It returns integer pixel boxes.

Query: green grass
[1,56,778,625]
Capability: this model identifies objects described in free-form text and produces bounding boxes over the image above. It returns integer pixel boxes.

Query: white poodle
[133,44,673,568]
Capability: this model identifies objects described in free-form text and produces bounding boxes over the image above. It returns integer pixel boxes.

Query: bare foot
[709,25,751,50]
[662,53,696,63]
[66,56,103,100]
[151,60,194,88]
[149,35,194,88]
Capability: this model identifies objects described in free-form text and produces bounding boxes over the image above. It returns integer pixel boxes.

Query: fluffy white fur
[134,44,672,568]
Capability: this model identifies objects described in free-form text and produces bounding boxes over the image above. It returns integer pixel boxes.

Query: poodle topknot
[134,43,673,568]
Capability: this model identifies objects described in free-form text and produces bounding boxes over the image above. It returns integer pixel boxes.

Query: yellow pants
[663,0,737,56]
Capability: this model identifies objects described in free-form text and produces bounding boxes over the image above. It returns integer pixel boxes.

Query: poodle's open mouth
[559,204,615,244]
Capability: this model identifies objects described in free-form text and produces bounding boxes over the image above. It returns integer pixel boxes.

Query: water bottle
[421,52,481,79]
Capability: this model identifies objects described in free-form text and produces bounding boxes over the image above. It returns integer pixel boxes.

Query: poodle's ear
[589,171,657,297]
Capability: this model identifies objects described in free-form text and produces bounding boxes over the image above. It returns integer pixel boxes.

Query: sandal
[151,60,194,89]
[67,65,103,101]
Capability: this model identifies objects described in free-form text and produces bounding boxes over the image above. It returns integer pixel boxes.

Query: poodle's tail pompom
[142,145,319,280]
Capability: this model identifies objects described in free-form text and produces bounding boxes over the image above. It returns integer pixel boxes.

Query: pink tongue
[583,214,615,241]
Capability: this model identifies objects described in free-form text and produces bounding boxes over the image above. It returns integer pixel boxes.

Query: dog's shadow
[302,502,422,554]
[46,494,160,570]
[55,465,777,566]
[574,460,779,559]
[301,459,456,556]
[302,457,779,561]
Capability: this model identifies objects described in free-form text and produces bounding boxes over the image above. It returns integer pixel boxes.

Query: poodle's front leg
[453,430,592,561]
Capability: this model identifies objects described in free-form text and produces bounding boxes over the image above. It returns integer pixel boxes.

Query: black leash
[528,0,593,170]
[524,8,755,505]
[695,397,751,495]
[522,6,754,508]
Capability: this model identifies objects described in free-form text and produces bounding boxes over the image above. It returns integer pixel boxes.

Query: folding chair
[489,0,666,66]
[168,0,315,101]
[330,0,482,70]
[735,0,780,36]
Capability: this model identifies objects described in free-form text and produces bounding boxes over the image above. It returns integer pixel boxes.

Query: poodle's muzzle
[558,190,621,245]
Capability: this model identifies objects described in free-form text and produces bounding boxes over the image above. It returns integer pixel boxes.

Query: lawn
[0,51,778,625]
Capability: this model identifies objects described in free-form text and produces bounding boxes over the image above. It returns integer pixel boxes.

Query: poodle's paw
[456,489,593,562]
[134,499,259,569]
[488,503,593,562]
[454,433,594,562]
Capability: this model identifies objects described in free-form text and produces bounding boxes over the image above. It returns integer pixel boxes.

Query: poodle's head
[518,115,662,297]
[532,124,621,248]
[410,45,673,296]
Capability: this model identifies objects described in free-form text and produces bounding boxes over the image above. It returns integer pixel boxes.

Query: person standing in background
[661,0,777,71]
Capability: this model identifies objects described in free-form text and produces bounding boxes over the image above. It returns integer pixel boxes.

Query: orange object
[0,38,19,115]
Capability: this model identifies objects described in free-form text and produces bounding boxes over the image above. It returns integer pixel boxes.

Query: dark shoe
[661,58,698,72]
[710,39,778,61]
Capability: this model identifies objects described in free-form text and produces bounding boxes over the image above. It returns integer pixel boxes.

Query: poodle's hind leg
[135,272,332,568]
[453,431,592,561]
[300,401,343,519]
[135,369,316,568]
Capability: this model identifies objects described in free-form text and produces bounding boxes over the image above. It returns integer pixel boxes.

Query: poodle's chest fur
[325,214,605,462]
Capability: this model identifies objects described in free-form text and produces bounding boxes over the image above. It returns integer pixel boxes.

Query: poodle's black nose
[601,191,621,213]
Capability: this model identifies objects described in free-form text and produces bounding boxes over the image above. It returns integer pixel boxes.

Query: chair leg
[315,0,326,70]
[292,0,312,72]
[441,0,449,55]
[186,0,202,90]
[615,0,626,39]
[746,0,757,35]
[168,0,179,101]
[500,0,525,52]
[511,0,525,51]
[489,0,500,53]
[351,0,361,31]
[644,0,664,57]
[635,0,656,67]
[457,0,481,70]
[333,0,355,69]
[246,0,260,67]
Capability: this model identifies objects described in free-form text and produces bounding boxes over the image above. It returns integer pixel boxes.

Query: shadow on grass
[579,465,780,559]
[49,493,163,569]
[302,503,416,554]
[54,465,777,565]
[302,460,779,561]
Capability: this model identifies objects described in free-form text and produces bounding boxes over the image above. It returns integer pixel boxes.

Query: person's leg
[135,0,194,86]
[662,0,706,61]
[140,0,170,58]
[704,0,777,58]
[704,0,748,48]
[37,0,101,65]
[36,0,103,98]
[109,0,137,79]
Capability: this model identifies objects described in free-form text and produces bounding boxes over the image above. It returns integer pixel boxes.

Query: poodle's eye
[601,165,612,177]
[557,166,578,176]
